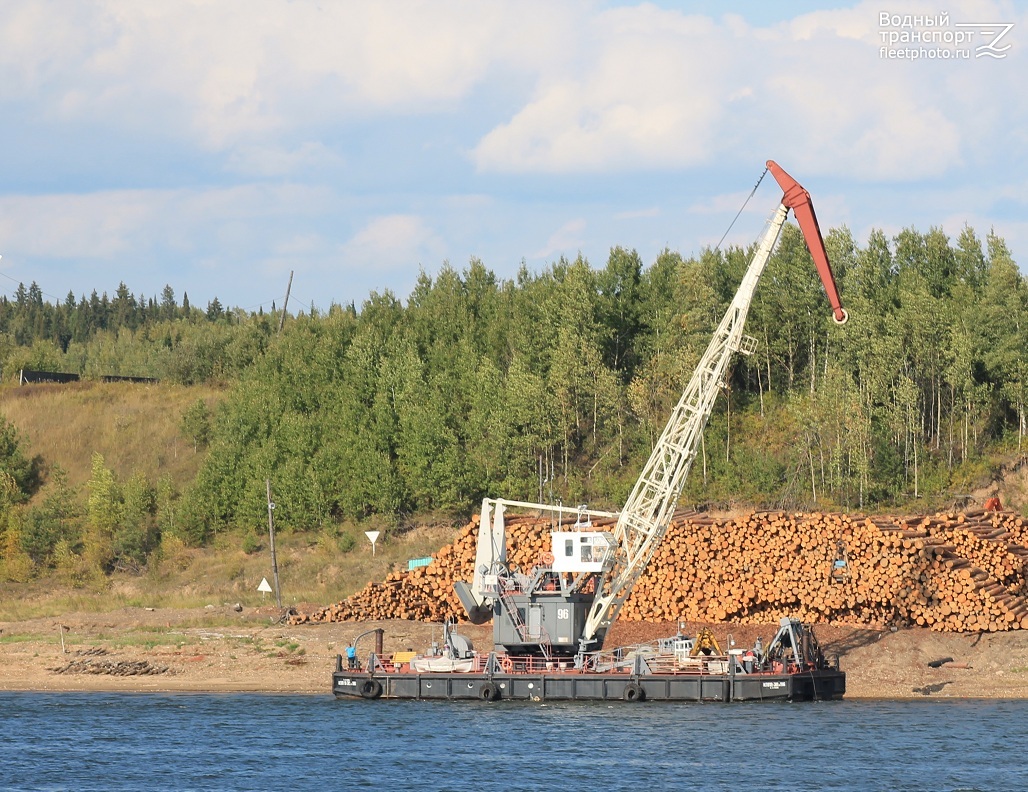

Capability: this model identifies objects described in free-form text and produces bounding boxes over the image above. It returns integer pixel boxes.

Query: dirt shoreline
[3,606,1028,698]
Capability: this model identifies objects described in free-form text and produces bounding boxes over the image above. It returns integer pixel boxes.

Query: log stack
[290,509,1028,633]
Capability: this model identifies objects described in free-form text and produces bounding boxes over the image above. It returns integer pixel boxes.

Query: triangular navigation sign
[257,577,273,593]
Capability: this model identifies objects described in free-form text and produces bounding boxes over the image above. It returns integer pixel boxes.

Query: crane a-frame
[455,161,847,660]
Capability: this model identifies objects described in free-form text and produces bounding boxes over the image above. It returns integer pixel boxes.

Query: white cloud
[473,6,724,172]
[532,218,587,260]
[0,0,571,151]
[688,190,767,216]
[0,1,99,98]
[614,207,660,220]
[3,0,1023,182]
[0,183,333,274]
[341,215,444,273]
[225,142,344,177]
[0,190,154,259]
[471,0,1027,181]
[784,4,878,41]
[441,194,495,212]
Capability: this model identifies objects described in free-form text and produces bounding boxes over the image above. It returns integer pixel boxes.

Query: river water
[2,693,1025,791]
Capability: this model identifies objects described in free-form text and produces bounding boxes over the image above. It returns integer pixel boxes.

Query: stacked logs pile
[620,510,1028,631]
[290,509,1028,632]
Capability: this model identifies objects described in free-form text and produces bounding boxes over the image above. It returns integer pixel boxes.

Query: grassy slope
[0,380,226,492]
[0,379,464,619]
[0,522,461,622]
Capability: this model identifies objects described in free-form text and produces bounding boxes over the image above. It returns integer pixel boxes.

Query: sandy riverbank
[3,606,1027,698]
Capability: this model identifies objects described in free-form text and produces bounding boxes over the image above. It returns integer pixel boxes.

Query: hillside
[2,228,1027,526]
[0,380,225,497]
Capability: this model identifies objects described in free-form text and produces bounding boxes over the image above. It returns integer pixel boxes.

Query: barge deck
[333,620,845,703]
[333,667,845,702]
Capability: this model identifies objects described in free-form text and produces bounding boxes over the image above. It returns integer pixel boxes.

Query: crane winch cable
[713,164,769,253]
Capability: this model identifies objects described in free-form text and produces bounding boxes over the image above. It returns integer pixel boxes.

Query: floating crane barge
[333,618,845,702]
[334,161,848,702]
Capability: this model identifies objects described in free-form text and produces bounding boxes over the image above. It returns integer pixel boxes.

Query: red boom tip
[765,161,847,325]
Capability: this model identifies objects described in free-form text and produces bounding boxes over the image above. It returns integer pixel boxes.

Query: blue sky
[0,0,1024,312]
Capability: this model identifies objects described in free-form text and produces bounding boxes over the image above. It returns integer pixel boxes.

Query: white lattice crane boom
[580,160,848,645]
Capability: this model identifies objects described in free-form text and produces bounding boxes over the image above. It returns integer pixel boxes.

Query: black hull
[333,669,845,702]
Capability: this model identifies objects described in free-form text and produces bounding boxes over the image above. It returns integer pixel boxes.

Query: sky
[0,0,1024,313]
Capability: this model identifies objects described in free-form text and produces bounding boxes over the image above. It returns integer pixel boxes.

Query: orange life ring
[539,551,555,566]
[500,656,514,673]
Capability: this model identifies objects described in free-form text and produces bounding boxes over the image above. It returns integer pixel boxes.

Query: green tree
[597,246,644,379]
[0,415,41,498]
[206,297,224,322]
[83,453,121,574]
[0,472,34,582]
[114,471,158,567]
[181,399,212,452]
[160,285,177,320]
[155,476,177,539]
[981,233,1028,448]
[19,465,79,567]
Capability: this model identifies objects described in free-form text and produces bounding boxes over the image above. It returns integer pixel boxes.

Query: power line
[0,268,67,303]
[713,164,770,253]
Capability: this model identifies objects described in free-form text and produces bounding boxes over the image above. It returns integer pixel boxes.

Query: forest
[0,221,1025,579]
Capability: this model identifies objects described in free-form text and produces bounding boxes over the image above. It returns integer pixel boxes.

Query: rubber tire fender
[359,678,383,699]
[479,682,499,702]
[622,682,645,703]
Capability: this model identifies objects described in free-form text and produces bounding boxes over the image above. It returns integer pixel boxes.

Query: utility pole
[277,270,294,334]
[266,478,282,608]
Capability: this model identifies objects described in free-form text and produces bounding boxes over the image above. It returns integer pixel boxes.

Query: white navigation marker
[258,577,273,601]
[365,530,381,556]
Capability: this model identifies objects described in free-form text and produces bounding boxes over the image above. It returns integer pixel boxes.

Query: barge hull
[333,669,845,702]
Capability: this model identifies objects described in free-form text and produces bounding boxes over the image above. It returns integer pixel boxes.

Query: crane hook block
[766,160,848,325]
